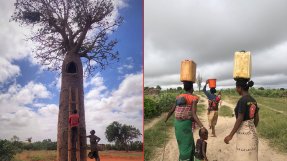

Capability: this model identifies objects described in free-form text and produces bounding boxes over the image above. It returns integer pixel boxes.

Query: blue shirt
[203,85,216,100]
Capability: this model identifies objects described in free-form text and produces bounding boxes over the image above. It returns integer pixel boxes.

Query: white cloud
[0,82,51,114]
[0,81,56,141]
[0,58,20,83]
[85,73,143,143]
[0,72,143,143]
[117,57,134,74]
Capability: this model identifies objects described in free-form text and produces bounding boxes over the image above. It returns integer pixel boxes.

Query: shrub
[144,97,160,119]
[0,140,17,161]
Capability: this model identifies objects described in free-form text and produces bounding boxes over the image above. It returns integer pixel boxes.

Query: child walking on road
[195,128,209,161]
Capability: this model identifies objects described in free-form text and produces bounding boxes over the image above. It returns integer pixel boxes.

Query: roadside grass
[223,94,287,153]
[222,92,287,114]
[144,115,174,161]
[199,99,205,103]
[257,107,287,152]
[222,95,238,104]
[219,105,233,117]
[14,150,56,161]
[255,97,287,114]
[196,104,205,116]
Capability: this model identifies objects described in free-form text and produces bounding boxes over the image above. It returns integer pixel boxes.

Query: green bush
[0,140,17,161]
[129,141,143,151]
[144,97,160,119]
[104,142,142,151]
[158,93,177,112]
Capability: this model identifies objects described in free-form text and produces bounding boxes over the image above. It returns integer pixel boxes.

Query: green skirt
[175,119,195,161]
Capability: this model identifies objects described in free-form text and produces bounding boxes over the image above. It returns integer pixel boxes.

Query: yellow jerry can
[233,51,252,80]
[180,60,196,82]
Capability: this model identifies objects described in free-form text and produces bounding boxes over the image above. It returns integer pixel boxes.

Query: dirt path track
[144,113,167,131]
[150,96,287,161]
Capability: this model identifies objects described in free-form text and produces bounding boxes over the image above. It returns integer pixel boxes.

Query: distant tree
[105,121,141,152]
[196,73,203,91]
[144,87,149,90]
[280,88,285,90]
[10,135,20,142]
[26,137,32,143]
[156,85,161,91]
[177,87,182,91]
[258,87,265,90]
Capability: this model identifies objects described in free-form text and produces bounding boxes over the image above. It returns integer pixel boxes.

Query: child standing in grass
[195,128,209,161]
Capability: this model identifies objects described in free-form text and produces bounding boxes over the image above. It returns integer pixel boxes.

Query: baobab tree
[12,0,122,161]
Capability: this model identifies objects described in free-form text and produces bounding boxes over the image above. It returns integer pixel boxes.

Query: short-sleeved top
[175,93,199,120]
[176,93,199,106]
[203,85,217,100]
[88,135,100,151]
[235,95,259,121]
[69,114,79,127]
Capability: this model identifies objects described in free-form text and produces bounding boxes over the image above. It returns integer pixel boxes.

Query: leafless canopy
[196,73,203,91]
[11,0,123,76]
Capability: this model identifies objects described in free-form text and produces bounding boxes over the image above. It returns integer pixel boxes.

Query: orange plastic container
[180,60,196,82]
[208,79,216,88]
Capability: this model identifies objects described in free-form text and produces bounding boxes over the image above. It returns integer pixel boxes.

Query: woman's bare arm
[191,101,204,128]
[165,106,176,123]
[224,113,244,144]
[229,113,244,137]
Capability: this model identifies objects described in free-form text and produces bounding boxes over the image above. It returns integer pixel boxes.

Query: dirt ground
[87,151,143,161]
[15,150,143,161]
[151,96,287,161]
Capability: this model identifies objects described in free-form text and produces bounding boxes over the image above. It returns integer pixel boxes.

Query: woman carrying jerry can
[203,79,220,137]
[224,51,259,161]
[165,60,207,161]
[224,79,259,161]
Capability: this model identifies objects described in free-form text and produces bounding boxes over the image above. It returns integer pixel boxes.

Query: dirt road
[88,151,143,161]
[151,96,287,161]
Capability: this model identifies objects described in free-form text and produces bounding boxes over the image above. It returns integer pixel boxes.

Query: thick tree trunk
[57,53,87,161]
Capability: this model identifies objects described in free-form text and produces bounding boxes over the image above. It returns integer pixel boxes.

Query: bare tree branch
[11,0,122,76]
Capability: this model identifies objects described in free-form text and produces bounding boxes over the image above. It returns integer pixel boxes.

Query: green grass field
[14,150,56,161]
[219,105,233,117]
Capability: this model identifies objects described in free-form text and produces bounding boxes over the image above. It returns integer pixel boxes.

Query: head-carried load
[180,60,196,82]
[233,51,252,80]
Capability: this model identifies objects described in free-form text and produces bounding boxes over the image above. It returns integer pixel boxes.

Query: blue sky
[0,0,143,143]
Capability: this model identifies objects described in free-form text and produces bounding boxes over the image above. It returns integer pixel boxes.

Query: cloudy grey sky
[144,0,287,89]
